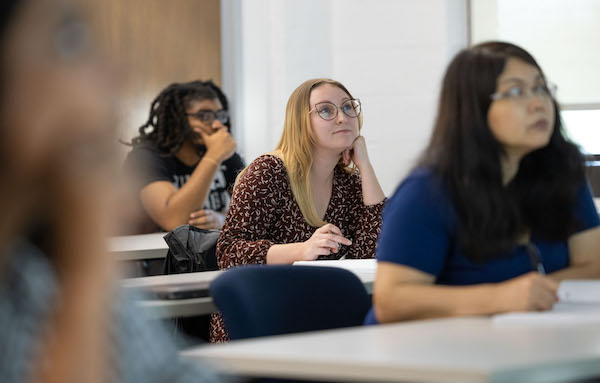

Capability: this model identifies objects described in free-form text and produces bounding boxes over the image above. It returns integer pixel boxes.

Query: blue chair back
[210,265,371,340]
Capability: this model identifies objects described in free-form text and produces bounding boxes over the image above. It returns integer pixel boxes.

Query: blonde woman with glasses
[211,78,386,342]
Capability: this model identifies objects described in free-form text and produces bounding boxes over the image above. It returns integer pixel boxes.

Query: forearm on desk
[266,243,304,264]
[218,240,302,266]
[374,283,499,323]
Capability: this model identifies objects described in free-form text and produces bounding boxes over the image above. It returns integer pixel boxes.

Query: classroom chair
[210,264,371,340]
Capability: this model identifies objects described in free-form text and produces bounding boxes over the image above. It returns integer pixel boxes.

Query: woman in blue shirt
[369,42,600,324]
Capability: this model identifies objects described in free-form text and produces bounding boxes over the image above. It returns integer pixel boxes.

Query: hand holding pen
[493,243,558,312]
[299,223,352,261]
[526,243,546,275]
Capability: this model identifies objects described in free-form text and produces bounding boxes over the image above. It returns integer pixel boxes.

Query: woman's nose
[335,108,347,124]
[527,94,547,113]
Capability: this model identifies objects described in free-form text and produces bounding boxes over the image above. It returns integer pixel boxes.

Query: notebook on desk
[493,280,600,325]
[293,259,377,281]
[557,280,600,303]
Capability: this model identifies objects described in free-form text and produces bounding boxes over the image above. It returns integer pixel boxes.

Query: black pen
[526,243,546,275]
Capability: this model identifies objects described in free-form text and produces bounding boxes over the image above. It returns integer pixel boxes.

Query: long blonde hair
[237,78,362,227]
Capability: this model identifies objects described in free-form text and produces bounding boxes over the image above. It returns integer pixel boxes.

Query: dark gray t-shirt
[125,143,244,214]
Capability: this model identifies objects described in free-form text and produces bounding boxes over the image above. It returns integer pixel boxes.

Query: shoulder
[385,168,453,222]
[235,154,288,192]
[125,142,170,165]
[393,168,446,199]
[128,142,162,156]
[573,181,600,231]
[221,153,246,179]
[245,154,287,178]
[124,143,178,186]
[231,155,289,204]
[222,152,245,168]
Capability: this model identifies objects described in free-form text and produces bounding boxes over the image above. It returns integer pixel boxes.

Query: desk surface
[122,269,223,288]
[109,232,169,261]
[122,270,222,318]
[182,316,600,383]
[122,262,375,318]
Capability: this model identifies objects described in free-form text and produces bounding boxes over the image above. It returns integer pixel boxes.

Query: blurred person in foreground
[0,0,228,382]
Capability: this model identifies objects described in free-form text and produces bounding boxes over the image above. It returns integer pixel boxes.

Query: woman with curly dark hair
[368,41,600,324]
[125,80,244,233]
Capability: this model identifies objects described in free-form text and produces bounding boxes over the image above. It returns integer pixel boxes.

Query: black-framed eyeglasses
[309,99,361,121]
[187,109,229,125]
[490,83,557,102]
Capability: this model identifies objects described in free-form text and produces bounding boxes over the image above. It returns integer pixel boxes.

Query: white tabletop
[121,269,223,289]
[109,232,169,261]
[134,297,217,319]
[182,316,600,383]
[122,261,375,318]
[122,271,222,318]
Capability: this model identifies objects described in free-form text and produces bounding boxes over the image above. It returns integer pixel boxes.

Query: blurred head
[419,41,584,262]
[274,78,361,227]
[132,80,230,155]
[487,54,555,160]
[424,41,564,175]
[1,0,115,172]
[0,0,122,246]
[0,0,118,218]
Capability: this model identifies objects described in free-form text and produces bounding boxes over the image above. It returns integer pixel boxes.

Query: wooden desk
[109,232,169,261]
[122,261,375,319]
[182,316,600,383]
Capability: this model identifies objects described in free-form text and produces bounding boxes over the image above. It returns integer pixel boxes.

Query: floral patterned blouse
[210,154,385,342]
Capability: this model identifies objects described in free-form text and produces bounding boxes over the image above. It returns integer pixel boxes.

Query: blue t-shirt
[365,169,599,324]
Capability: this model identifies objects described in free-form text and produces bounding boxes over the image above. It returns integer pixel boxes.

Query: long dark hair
[128,80,230,156]
[418,41,584,263]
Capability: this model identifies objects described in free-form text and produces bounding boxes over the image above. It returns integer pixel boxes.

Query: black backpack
[162,225,220,274]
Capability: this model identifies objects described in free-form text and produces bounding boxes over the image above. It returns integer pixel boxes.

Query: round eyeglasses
[309,99,361,121]
[490,83,557,102]
[187,109,229,125]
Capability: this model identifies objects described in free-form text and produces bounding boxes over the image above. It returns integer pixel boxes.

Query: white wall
[471,0,600,106]
[222,0,467,195]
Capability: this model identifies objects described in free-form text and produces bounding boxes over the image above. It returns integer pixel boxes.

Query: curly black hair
[128,80,230,156]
